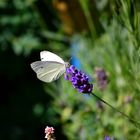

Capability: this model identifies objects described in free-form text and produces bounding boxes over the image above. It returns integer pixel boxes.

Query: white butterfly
[30,51,68,83]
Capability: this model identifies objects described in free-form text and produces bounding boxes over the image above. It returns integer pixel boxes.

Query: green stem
[91,92,140,129]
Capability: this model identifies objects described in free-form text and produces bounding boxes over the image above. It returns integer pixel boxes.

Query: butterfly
[30,51,68,82]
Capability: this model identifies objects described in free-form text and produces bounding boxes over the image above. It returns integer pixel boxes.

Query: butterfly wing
[30,61,66,82]
[40,51,65,64]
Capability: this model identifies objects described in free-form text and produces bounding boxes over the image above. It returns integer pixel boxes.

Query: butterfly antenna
[68,57,72,63]
[65,57,72,68]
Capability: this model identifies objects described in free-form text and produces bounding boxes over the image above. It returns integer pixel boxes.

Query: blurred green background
[0,0,140,139]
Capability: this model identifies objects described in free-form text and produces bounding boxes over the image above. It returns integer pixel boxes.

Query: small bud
[45,126,55,140]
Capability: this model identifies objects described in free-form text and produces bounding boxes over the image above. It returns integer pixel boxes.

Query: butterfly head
[65,62,70,68]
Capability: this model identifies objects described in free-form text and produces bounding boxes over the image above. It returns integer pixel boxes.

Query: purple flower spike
[65,65,93,94]
[95,67,108,90]
[104,136,115,140]
[104,136,111,140]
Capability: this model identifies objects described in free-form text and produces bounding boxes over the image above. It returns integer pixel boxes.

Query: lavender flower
[104,136,115,140]
[65,65,93,93]
[104,136,111,140]
[95,67,108,90]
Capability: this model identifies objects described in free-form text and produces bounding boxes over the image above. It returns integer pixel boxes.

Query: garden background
[0,0,140,139]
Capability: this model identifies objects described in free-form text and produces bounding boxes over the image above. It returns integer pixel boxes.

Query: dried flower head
[45,126,55,140]
[65,65,93,93]
[124,95,132,104]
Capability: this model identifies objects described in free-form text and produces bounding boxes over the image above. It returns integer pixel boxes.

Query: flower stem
[91,92,140,129]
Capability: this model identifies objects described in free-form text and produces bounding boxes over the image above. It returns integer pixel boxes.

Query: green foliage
[45,0,140,139]
[1,0,140,139]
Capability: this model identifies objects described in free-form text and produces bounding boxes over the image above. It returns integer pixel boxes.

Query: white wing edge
[40,51,65,64]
